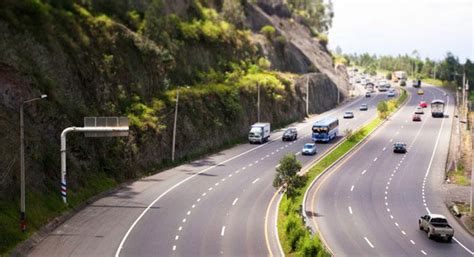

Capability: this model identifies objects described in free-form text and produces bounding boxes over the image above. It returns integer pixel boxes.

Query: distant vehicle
[431,99,445,118]
[400,80,406,86]
[413,79,421,88]
[355,78,361,83]
[392,71,407,82]
[378,81,390,92]
[302,143,317,155]
[343,111,354,119]
[312,117,339,142]
[419,214,454,242]
[359,104,368,111]
[366,82,375,92]
[419,101,428,108]
[417,89,424,95]
[365,91,371,97]
[387,91,395,97]
[412,114,421,121]
[248,123,270,144]
[393,142,407,153]
[282,127,297,141]
[415,106,424,114]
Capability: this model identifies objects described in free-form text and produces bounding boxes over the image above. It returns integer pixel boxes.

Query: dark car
[282,127,298,141]
[412,114,421,122]
[393,142,407,153]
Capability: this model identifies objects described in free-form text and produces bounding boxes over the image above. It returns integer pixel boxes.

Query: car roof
[304,143,315,146]
[394,142,406,145]
[428,214,447,219]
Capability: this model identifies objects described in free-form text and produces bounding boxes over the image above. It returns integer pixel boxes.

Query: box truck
[248,123,270,144]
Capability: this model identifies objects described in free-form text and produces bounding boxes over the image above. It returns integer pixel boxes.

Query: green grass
[0,173,118,255]
[422,78,443,87]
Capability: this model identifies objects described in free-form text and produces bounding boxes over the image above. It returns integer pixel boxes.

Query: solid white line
[364,237,375,248]
[350,185,354,191]
[410,240,415,245]
[232,198,238,206]
[173,245,176,251]
[348,206,353,214]
[252,178,260,184]
[421,250,427,255]
[453,238,474,255]
[361,169,367,175]
[114,140,274,256]
[221,226,226,236]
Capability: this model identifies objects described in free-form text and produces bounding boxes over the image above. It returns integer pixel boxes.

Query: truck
[248,123,270,144]
[419,214,454,242]
[430,99,445,117]
[392,71,407,82]
[412,79,421,88]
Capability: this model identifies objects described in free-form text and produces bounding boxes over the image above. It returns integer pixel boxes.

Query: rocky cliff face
[0,0,346,207]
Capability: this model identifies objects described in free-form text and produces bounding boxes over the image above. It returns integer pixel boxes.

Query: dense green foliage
[377,88,407,119]
[287,0,334,34]
[273,154,304,198]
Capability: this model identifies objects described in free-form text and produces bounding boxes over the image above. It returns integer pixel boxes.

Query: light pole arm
[60,126,129,204]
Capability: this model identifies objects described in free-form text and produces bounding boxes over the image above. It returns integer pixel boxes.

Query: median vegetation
[276,88,408,257]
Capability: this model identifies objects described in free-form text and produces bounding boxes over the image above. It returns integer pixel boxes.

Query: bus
[431,99,445,117]
[312,117,339,142]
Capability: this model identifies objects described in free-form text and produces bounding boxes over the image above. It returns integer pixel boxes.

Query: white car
[387,91,395,97]
[415,106,424,114]
[343,111,354,119]
[302,143,317,155]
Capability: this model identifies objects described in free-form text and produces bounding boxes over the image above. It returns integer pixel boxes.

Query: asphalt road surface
[306,84,474,257]
[29,84,388,257]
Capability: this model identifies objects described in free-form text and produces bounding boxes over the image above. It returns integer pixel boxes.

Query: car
[365,91,371,97]
[415,106,424,114]
[282,127,297,141]
[419,214,454,242]
[412,114,421,121]
[302,143,317,155]
[387,91,395,97]
[359,104,368,111]
[393,142,407,153]
[419,101,428,108]
[417,89,424,95]
[343,111,354,119]
[400,80,406,86]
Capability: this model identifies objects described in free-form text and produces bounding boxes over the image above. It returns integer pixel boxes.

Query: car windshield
[304,144,314,149]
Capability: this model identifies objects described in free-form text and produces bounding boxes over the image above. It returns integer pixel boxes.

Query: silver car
[302,143,317,155]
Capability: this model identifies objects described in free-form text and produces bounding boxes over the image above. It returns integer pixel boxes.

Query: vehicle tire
[428,230,433,239]
[447,236,452,243]
[419,222,423,230]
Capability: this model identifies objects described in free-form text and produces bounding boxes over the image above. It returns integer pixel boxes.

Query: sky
[328,0,474,62]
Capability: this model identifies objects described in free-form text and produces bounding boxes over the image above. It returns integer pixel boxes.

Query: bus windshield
[312,126,328,133]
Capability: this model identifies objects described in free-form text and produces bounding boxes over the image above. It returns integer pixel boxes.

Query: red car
[419,101,428,108]
[412,114,421,121]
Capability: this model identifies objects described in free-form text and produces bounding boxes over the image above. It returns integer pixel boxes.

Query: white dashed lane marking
[350,185,354,191]
[232,198,238,206]
[221,226,226,236]
[361,169,367,175]
[348,206,353,214]
[173,245,176,251]
[252,178,260,184]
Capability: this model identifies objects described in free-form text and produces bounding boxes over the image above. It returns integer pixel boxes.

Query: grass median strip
[277,88,407,257]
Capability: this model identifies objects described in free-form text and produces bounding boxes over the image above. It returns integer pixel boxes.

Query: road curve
[29,84,386,257]
[306,84,474,257]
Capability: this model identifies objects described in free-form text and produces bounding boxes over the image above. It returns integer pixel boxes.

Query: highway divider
[276,87,408,256]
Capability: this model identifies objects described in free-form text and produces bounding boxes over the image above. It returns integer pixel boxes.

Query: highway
[29,84,387,257]
[306,84,474,257]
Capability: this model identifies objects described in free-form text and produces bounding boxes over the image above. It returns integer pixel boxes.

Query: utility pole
[171,89,179,162]
[20,94,47,232]
[257,83,260,122]
[306,76,309,116]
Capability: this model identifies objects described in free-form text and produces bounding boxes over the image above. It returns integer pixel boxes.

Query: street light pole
[306,76,309,116]
[257,83,261,122]
[171,89,179,162]
[20,94,47,232]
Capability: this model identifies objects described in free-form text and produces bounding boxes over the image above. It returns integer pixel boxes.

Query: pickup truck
[419,214,454,242]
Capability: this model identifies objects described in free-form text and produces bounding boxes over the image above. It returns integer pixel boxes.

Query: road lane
[308,85,474,257]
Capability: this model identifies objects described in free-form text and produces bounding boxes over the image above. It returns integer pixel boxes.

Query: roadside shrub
[344,128,354,141]
[275,35,287,46]
[317,33,328,48]
[260,25,276,39]
[377,101,388,119]
[258,57,271,70]
[386,72,392,80]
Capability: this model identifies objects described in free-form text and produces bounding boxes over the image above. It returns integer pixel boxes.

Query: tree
[273,154,303,198]
[377,101,388,119]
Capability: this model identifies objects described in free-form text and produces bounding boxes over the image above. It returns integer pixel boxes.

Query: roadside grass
[277,88,407,257]
[0,172,117,255]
